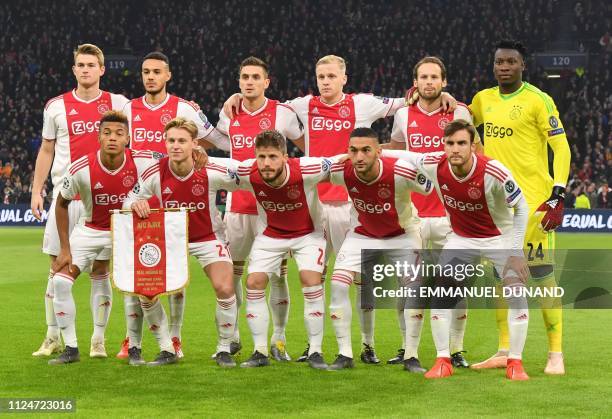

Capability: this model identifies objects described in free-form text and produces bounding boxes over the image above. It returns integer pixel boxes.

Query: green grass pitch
[1,227,611,417]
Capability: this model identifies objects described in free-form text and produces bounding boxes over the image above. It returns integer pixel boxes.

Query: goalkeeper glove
[536,186,566,232]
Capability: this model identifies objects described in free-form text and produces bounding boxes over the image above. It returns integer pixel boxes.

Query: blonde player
[32,44,129,358]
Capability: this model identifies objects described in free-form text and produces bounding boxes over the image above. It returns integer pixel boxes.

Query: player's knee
[246,273,268,290]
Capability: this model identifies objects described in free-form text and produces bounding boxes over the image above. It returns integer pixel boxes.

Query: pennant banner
[112,209,189,300]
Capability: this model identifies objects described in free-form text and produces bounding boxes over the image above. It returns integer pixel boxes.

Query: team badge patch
[160,112,173,125]
[338,105,351,118]
[468,186,482,199]
[437,117,450,129]
[509,105,522,120]
[97,103,110,114]
[549,116,559,128]
[62,177,71,189]
[131,183,141,194]
[259,118,272,130]
[122,175,135,188]
[417,174,427,185]
[287,186,301,199]
[138,243,161,268]
[505,180,516,193]
[378,187,391,199]
[191,183,205,196]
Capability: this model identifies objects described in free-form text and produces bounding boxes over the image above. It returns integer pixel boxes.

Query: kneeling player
[230,130,332,370]
[48,111,162,365]
[385,120,530,380]
[327,128,433,370]
[125,117,240,367]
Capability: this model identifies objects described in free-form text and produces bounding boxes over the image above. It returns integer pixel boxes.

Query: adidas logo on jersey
[409,120,418,128]
[94,182,103,190]
[134,115,142,122]
[68,108,78,116]
[163,186,172,194]
[350,187,359,193]
[258,191,267,197]
[232,120,240,127]
[312,107,319,114]
[441,184,449,191]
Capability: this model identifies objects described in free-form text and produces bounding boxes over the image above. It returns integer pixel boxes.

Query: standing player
[124,117,239,367]
[384,57,473,369]
[385,119,531,380]
[224,55,420,362]
[216,57,304,360]
[230,130,331,370]
[48,111,168,365]
[469,41,570,375]
[117,51,229,360]
[31,44,129,358]
[326,128,433,370]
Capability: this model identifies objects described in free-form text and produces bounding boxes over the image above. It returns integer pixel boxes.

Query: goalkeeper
[469,40,570,375]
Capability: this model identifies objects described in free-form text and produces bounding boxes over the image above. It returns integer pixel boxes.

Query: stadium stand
[0,0,609,205]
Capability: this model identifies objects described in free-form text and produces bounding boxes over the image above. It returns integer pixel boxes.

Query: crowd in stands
[0,0,609,208]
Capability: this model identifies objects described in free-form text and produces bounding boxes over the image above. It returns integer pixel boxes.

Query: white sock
[430,308,451,358]
[404,309,424,359]
[124,295,143,348]
[355,279,375,347]
[397,310,406,350]
[90,273,112,341]
[450,299,468,354]
[168,289,186,340]
[140,299,174,353]
[232,265,244,342]
[269,264,290,345]
[216,295,237,353]
[330,271,353,358]
[245,288,269,356]
[53,273,77,348]
[45,270,60,339]
[302,284,325,355]
[505,285,529,360]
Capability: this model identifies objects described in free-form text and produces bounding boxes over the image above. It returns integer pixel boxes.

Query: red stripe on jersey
[45,95,63,110]
[132,150,153,159]
[395,171,416,180]
[178,98,199,111]
[301,169,321,174]
[485,168,505,183]
[141,165,160,181]
[485,163,508,180]
[69,159,89,175]
[394,167,417,177]
[394,168,417,178]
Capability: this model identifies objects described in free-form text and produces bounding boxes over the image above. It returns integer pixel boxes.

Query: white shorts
[189,239,233,268]
[43,198,84,256]
[335,230,421,274]
[420,216,451,250]
[440,233,516,279]
[248,232,326,275]
[225,212,258,261]
[321,201,351,254]
[69,225,111,273]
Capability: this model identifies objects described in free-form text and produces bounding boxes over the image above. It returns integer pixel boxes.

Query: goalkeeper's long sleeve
[547,136,571,188]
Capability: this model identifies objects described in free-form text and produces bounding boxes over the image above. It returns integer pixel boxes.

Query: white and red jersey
[43,89,130,197]
[126,157,238,243]
[233,157,333,239]
[287,93,404,202]
[330,156,432,238]
[216,98,304,215]
[60,149,157,230]
[417,152,524,238]
[123,94,227,154]
[391,102,472,217]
